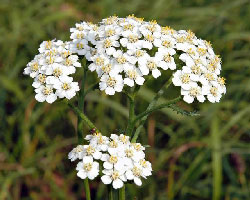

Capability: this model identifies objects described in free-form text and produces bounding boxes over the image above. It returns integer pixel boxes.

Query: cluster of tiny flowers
[68,131,152,189]
[69,15,226,103]
[24,40,80,103]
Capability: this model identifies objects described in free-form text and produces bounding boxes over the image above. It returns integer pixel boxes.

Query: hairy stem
[131,96,181,142]
[132,76,173,142]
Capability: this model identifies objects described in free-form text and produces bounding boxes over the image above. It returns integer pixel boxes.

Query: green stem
[68,102,100,133]
[84,179,91,200]
[108,185,113,200]
[131,96,181,142]
[131,76,173,142]
[76,58,91,200]
[77,57,87,143]
[211,117,222,200]
[126,95,135,136]
[119,186,125,200]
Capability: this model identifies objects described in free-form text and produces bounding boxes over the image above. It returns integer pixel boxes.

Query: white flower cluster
[68,132,152,189]
[24,40,81,103]
[69,15,226,103]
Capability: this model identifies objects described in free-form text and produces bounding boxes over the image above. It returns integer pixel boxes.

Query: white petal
[101,175,112,184]
[113,179,123,189]
[134,177,142,186]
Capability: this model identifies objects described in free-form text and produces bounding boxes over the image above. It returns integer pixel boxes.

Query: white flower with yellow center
[53,76,79,100]
[101,169,127,189]
[139,159,152,177]
[99,74,124,95]
[24,57,42,78]
[139,56,161,78]
[34,84,57,104]
[32,74,47,89]
[203,84,222,103]
[155,48,176,70]
[70,39,90,56]
[120,33,142,50]
[68,145,85,161]
[82,144,102,160]
[125,164,144,186]
[124,65,145,87]
[181,82,206,103]
[172,68,195,90]
[102,153,125,170]
[76,156,99,180]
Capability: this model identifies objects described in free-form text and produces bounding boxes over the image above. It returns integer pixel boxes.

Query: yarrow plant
[24,15,226,199]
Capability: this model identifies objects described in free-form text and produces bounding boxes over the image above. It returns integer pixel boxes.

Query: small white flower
[125,164,144,186]
[76,156,99,180]
[68,145,85,161]
[34,84,57,104]
[172,68,195,90]
[101,169,127,189]
[124,65,145,87]
[139,56,161,78]
[99,74,124,95]
[54,76,80,100]
[181,82,206,104]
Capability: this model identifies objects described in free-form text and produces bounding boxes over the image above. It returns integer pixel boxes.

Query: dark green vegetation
[0,0,250,199]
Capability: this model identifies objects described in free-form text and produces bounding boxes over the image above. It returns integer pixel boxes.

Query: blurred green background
[0,0,250,199]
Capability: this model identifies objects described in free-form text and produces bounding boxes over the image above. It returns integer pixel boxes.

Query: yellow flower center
[163,54,171,63]
[187,48,196,55]
[77,43,84,49]
[218,77,226,86]
[117,56,127,64]
[210,87,218,97]
[189,87,200,97]
[162,40,171,48]
[101,64,112,73]
[38,74,46,84]
[107,77,117,87]
[132,166,142,177]
[128,35,139,43]
[135,50,144,57]
[31,62,39,72]
[197,48,207,56]
[119,135,129,143]
[161,26,174,35]
[109,155,118,164]
[45,41,52,49]
[106,29,115,37]
[62,83,71,90]
[77,25,84,31]
[86,146,95,156]
[181,74,190,84]
[127,70,137,79]
[95,57,105,66]
[65,58,72,66]
[177,36,186,43]
[111,171,120,180]
[139,159,147,168]
[109,140,118,148]
[53,68,62,77]
[147,61,157,70]
[123,24,134,31]
[42,87,53,96]
[205,73,215,81]
[77,33,84,39]
[145,34,154,42]
[103,39,112,48]
[132,143,142,151]
[191,65,201,75]
[83,163,92,171]
[125,149,134,158]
